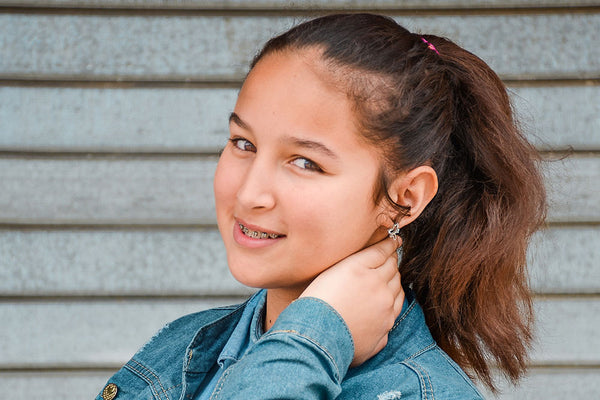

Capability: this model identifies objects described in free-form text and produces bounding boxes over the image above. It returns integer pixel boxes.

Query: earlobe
[388,166,438,228]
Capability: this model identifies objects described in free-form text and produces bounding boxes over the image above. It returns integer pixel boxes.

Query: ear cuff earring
[387,223,400,241]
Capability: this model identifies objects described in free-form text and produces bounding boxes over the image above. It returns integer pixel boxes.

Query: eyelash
[290,157,323,172]
[228,137,324,173]
[229,137,256,152]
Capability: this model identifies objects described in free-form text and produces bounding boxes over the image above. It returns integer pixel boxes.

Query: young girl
[97,13,546,400]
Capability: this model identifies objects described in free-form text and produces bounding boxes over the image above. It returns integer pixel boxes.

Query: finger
[345,236,397,269]
[387,270,402,294]
[377,254,399,280]
[390,236,403,250]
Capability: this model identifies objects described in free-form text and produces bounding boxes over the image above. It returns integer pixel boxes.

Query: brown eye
[230,138,256,152]
[290,157,323,172]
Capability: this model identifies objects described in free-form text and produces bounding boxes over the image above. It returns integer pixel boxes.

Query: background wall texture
[1,1,599,398]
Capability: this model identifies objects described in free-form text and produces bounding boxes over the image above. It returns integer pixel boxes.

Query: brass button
[102,383,118,400]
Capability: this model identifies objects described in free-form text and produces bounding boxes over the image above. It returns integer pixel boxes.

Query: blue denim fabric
[196,291,265,400]
[96,289,484,399]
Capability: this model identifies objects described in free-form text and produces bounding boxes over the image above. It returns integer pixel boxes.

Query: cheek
[287,183,379,249]
[213,155,239,212]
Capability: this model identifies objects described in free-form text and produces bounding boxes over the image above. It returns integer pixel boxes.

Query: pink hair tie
[421,37,440,55]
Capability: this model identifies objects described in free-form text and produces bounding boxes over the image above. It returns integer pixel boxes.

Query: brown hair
[251,13,547,391]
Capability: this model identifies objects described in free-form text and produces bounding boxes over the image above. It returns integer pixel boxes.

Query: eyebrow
[286,137,338,159]
[229,112,338,159]
[229,112,251,131]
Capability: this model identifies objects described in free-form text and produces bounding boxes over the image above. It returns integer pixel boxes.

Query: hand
[300,238,404,367]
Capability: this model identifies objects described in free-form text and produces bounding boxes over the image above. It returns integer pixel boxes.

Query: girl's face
[214,50,389,296]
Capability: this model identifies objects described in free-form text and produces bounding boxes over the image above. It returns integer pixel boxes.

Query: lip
[233,218,285,248]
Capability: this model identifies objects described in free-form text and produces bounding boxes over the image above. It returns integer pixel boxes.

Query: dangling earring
[387,223,400,241]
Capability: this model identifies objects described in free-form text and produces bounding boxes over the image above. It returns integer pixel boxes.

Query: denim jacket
[96,289,484,400]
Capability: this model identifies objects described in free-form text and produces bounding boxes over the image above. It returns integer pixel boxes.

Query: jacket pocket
[95,361,162,400]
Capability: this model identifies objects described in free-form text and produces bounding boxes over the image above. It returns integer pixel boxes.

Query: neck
[264,287,306,331]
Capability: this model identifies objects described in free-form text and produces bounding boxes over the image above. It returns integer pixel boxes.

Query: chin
[227,260,267,289]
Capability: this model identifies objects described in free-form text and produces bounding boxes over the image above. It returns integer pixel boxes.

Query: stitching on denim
[404,343,436,361]
[125,361,162,400]
[391,299,417,331]
[209,367,232,399]
[436,348,482,394]
[164,382,182,392]
[264,329,343,381]
[417,362,435,400]
[405,360,434,400]
[403,360,426,400]
[129,359,171,400]
[297,297,355,347]
[187,300,249,350]
[129,360,170,400]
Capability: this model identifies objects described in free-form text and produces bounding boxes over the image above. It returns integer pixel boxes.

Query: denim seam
[391,299,417,331]
[405,343,436,361]
[436,348,482,394]
[187,304,246,351]
[403,360,434,400]
[124,362,160,400]
[266,329,343,381]
[415,361,435,400]
[297,297,354,349]
[163,382,182,392]
[209,367,233,400]
[126,359,171,400]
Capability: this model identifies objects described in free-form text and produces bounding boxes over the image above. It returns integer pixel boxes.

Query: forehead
[235,50,359,141]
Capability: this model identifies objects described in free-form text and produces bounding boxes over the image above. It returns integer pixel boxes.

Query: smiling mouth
[239,223,282,239]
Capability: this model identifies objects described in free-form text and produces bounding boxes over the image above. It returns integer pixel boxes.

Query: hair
[249,13,547,391]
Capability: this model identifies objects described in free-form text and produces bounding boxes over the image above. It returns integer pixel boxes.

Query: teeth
[239,223,280,239]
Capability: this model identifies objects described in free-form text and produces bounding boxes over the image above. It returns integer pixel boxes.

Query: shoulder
[95,299,249,400]
[404,344,484,399]
[132,300,246,361]
[341,345,483,400]
[339,291,484,400]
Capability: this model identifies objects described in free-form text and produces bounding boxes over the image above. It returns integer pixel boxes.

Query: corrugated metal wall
[1,1,598,398]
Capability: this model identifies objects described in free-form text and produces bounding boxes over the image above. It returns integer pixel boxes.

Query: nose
[236,156,276,211]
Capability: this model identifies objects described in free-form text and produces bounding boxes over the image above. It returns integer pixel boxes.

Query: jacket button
[102,383,118,400]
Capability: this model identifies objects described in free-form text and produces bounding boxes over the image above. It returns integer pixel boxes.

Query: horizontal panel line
[0,365,121,373]
[1,5,600,16]
[0,78,243,89]
[503,78,600,87]
[533,293,600,300]
[0,293,597,302]
[1,77,599,88]
[0,150,221,159]
[0,222,222,230]
[0,223,218,230]
[1,362,599,373]
[540,150,600,158]
[0,294,248,303]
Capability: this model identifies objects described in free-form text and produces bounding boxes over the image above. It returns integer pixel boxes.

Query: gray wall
[1,1,599,398]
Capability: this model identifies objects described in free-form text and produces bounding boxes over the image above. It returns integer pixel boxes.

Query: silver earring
[387,223,400,241]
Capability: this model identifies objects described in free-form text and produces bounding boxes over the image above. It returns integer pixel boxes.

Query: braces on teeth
[239,223,280,239]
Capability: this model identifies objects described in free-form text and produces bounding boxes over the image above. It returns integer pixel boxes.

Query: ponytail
[397,36,547,390]
[250,14,547,391]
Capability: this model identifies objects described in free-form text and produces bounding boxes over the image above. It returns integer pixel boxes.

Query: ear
[385,166,438,228]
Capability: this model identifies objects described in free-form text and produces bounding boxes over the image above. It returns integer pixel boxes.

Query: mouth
[238,222,283,239]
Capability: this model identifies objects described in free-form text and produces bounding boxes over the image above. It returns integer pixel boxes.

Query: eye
[229,138,256,153]
[290,157,323,172]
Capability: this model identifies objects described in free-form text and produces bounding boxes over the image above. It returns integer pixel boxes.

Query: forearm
[210,297,354,400]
